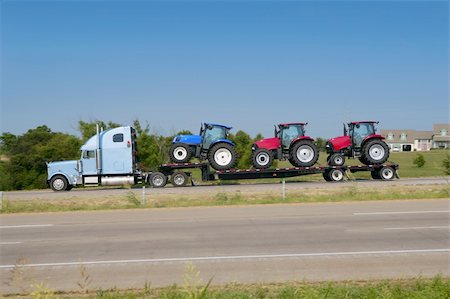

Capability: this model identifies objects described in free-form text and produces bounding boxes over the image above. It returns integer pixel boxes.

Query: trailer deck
[149,162,399,188]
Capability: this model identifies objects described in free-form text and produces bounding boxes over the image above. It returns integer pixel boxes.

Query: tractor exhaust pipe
[96,124,102,174]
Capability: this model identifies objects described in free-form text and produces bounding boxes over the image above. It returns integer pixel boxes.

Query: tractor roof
[278,122,307,127]
[349,121,379,125]
[204,123,232,130]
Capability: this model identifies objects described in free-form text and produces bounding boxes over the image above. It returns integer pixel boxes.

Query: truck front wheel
[50,175,70,191]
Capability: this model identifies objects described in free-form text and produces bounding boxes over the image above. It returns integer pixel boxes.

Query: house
[433,124,450,149]
[381,123,449,152]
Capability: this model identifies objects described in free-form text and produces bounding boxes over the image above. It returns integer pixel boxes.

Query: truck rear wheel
[171,171,188,187]
[50,175,69,191]
[149,172,167,188]
[289,140,319,167]
[208,143,236,170]
[252,148,273,169]
[362,139,389,165]
[169,143,192,163]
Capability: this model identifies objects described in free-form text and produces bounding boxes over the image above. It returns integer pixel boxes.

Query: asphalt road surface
[3,176,450,201]
[1,199,449,293]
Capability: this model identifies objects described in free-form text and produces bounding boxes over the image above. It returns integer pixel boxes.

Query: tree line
[0,120,327,191]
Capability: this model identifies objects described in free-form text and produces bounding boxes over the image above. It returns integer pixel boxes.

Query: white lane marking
[0,242,22,245]
[0,248,449,269]
[354,210,450,216]
[0,224,53,229]
[385,226,450,230]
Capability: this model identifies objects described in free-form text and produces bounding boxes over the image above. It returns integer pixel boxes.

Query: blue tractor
[170,123,237,170]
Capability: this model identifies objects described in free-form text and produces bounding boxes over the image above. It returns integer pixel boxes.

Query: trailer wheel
[169,143,192,163]
[322,171,332,182]
[328,153,345,166]
[252,148,273,169]
[371,170,381,180]
[149,172,167,188]
[379,166,395,180]
[328,168,345,182]
[171,171,188,187]
[50,175,69,191]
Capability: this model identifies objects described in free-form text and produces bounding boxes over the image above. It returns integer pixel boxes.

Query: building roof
[433,124,450,134]
[380,129,433,143]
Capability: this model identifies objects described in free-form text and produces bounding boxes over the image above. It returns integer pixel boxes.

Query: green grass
[2,185,448,213]
[9,276,450,298]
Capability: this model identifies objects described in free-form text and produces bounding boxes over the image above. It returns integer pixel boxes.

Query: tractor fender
[210,139,235,148]
[290,136,314,147]
[48,172,73,186]
[362,134,385,145]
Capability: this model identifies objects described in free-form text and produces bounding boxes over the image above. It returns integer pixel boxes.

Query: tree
[442,153,450,175]
[315,137,327,152]
[78,120,122,142]
[0,126,81,190]
[413,153,426,168]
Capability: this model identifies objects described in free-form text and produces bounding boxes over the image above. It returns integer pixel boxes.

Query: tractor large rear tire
[208,143,236,170]
[289,140,319,167]
[362,139,389,165]
[169,143,192,164]
[252,148,273,169]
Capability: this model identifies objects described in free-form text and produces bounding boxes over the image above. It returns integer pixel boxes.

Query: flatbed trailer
[147,162,399,188]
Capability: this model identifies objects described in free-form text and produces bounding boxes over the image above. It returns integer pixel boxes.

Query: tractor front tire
[289,140,319,167]
[169,143,192,164]
[362,139,389,165]
[208,143,236,170]
[328,153,345,166]
[252,148,273,169]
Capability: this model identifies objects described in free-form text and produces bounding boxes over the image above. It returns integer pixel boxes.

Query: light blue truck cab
[47,126,138,191]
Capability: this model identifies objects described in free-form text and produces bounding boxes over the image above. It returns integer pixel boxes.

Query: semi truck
[47,126,399,191]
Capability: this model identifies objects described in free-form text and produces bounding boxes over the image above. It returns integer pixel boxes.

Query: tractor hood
[254,137,280,151]
[47,160,80,179]
[173,134,202,145]
[327,136,351,152]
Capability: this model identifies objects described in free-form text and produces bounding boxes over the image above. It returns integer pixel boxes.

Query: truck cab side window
[82,150,95,159]
[113,134,124,142]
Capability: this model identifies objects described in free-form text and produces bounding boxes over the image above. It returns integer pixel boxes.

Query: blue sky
[1,0,448,138]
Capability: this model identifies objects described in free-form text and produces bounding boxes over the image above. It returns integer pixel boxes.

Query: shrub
[413,153,426,168]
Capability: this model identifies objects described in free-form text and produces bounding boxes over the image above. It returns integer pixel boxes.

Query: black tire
[171,171,188,187]
[252,148,273,169]
[149,172,167,188]
[328,168,345,182]
[322,171,332,182]
[379,166,395,180]
[169,143,192,163]
[362,139,389,165]
[359,156,368,165]
[328,153,345,166]
[371,170,381,180]
[208,143,236,170]
[289,140,319,167]
[50,175,69,191]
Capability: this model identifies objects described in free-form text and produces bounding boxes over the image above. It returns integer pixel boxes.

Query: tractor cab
[347,121,377,148]
[200,123,231,150]
[277,123,306,149]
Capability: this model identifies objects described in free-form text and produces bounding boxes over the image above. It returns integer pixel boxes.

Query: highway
[3,176,450,201]
[0,198,449,293]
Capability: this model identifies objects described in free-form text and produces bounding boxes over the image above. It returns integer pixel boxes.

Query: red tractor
[252,123,319,169]
[326,121,389,166]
